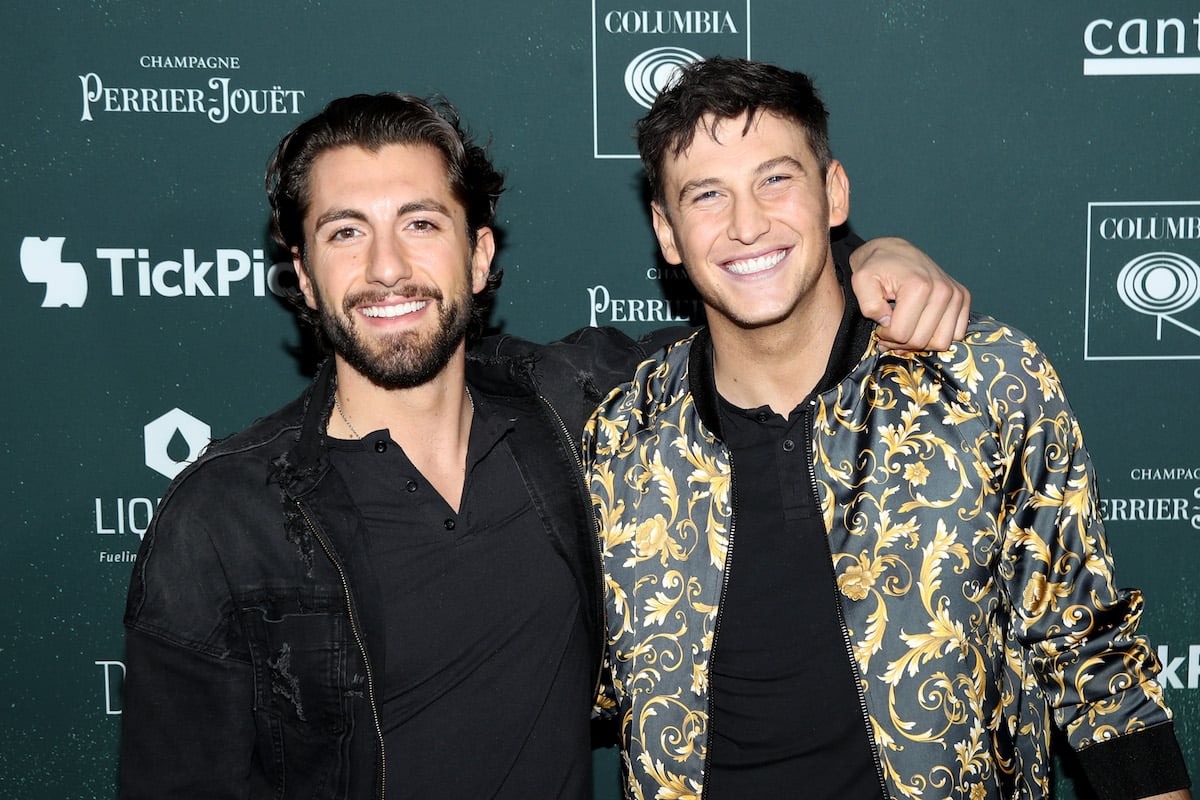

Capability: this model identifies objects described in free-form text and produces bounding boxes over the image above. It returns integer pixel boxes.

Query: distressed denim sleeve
[120,490,254,799]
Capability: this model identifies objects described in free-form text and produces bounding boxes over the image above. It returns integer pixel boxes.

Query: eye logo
[20,236,88,308]
[592,3,747,158]
[1117,251,1200,340]
[144,408,211,480]
[624,46,702,109]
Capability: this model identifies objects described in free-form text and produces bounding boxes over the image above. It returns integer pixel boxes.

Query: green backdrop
[3,2,1197,796]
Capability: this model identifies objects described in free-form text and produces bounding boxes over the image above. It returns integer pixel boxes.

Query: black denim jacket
[118,327,653,799]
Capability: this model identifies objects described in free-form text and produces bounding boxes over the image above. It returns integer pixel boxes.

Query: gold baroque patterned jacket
[583,308,1178,800]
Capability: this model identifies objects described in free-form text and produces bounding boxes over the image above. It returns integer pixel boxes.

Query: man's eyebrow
[755,155,807,176]
[312,208,366,231]
[311,199,454,230]
[674,155,810,204]
[676,177,721,204]
[397,198,453,217]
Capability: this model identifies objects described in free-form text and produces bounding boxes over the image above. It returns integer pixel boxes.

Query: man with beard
[117,92,969,799]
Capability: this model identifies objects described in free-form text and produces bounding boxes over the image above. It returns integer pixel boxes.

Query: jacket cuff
[1075,722,1192,800]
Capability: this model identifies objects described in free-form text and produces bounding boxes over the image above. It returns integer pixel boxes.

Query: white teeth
[725,250,785,275]
[361,300,428,318]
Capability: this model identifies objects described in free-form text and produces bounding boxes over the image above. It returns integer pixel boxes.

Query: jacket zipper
[700,446,736,787]
[295,500,386,800]
[538,394,609,705]
[803,400,888,799]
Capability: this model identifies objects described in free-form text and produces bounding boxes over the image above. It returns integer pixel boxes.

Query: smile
[360,300,429,318]
[723,249,787,276]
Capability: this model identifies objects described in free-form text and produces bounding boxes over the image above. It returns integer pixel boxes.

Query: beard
[313,277,474,391]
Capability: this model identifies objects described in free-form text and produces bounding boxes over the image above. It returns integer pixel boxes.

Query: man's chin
[320,292,472,390]
[336,330,467,390]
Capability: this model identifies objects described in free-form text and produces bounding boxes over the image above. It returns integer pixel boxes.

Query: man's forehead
[666,111,813,173]
[310,141,447,178]
[305,143,459,213]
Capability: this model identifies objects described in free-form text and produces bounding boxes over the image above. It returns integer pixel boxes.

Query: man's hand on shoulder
[849,236,971,353]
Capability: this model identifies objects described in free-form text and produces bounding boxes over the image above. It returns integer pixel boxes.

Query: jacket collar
[269,358,337,497]
[689,256,876,439]
[281,351,539,493]
[465,349,538,399]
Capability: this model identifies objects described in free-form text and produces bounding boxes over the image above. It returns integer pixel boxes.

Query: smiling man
[301,145,485,389]
[117,92,972,799]
[584,58,1191,800]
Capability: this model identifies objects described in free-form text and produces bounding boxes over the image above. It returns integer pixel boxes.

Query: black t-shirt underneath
[328,394,592,799]
[704,398,880,799]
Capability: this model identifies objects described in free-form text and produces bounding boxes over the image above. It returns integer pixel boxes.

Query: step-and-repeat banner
[3,3,1197,796]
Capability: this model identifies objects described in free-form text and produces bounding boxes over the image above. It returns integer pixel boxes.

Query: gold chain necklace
[333,389,473,440]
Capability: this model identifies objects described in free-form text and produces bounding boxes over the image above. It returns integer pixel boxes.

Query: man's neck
[330,348,474,511]
[709,275,845,417]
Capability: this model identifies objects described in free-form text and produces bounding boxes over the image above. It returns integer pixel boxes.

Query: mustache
[341,284,444,313]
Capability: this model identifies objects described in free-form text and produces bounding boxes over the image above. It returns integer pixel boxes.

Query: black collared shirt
[327,391,592,799]
[704,397,880,799]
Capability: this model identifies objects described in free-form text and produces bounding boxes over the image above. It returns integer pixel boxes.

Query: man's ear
[470,227,496,294]
[826,160,850,228]
[651,202,683,265]
[292,248,318,310]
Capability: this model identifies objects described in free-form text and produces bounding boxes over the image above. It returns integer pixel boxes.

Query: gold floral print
[585,319,1172,800]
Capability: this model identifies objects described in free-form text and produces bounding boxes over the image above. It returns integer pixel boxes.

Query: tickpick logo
[1157,645,1200,690]
[145,408,211,479]
[19,235,294,307]
[20,236,89,307]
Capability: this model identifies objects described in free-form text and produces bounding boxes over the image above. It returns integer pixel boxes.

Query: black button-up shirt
[328,390,592,798]
[705,397,879,799]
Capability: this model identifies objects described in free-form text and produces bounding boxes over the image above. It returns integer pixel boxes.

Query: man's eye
[764,174,791,185]
[408,219,438,232]
[330,227,358,241]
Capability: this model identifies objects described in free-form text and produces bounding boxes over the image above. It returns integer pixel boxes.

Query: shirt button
[406,480,418,493]
[374,440,387,453]
[755,411,770,422]
[782,439,796,452]
[443,518,456,531]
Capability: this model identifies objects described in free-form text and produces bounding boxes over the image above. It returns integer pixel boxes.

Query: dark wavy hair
[266,92,504,340]
[636,57,832,207]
